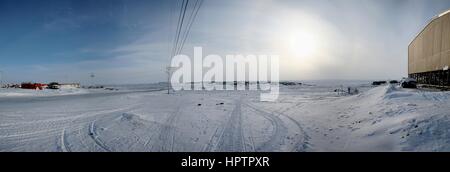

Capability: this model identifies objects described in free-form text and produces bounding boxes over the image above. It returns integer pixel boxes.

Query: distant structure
[48,82,80,89]
[408,9,450,86]
[21,83,47,90]
[0,70,3,87]
[60,83,81,89]
[89,72,95,86]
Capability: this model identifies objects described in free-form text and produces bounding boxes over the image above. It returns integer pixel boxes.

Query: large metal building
[408,9,450,86]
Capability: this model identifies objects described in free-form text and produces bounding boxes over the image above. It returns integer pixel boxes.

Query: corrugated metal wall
[408,11,450,74]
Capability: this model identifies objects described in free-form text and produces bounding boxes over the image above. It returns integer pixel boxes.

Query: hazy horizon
[1,0,450,85]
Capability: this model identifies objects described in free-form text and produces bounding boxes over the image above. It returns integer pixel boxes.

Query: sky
[1,0,450,85]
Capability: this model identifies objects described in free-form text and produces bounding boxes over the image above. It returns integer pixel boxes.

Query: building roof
[409,8,450,47]
[439,9,450,18]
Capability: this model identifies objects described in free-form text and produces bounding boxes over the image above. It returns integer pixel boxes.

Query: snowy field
[1,81,450,152]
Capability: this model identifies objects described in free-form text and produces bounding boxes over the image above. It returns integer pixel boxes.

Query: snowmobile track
[202,126,222,152]
[88,121,111,152]
[245,102,288,151]
[158,106,181,152]
[273,104,311,151]
[216,99,246,152]
[277,112,310,151]
[60,128,71,152]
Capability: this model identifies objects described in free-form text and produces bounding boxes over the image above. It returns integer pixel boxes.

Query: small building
[21,83,47,90]
[47,82,80,89]
[59,83,81,89]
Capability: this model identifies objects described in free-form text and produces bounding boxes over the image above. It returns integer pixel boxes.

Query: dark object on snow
[400,78,417,88]
[216,102,224,105]
[84,85,104,89]
[1,84,20,88]
[47,82,60,89]
[372,81,387,85]
[197,104,202,106]
[280,81,301,86]
[389,80,399,84]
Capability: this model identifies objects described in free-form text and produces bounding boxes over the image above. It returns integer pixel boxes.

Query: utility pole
[90,72,95,87]
[0,70,3,87]
[166,66,176,94]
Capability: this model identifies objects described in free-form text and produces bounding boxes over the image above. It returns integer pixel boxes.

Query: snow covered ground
[1,81,450,152]
[0,88,89,97]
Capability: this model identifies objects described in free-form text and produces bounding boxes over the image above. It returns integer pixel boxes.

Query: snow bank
[338,85,450,151]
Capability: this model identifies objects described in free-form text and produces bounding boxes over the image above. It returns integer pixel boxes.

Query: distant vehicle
[47,82,60,89]
[280,81,302,86]
[400,78,417,88]
[83,85,104,89]
[389,80,399,84]
[372,81,387,85]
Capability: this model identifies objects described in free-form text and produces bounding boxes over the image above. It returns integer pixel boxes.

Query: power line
[170,0,204,57]
[175,0,195,55]
[167,0,187,94]
[170,0,185,59]
[171,0,189,58]
[166,0,204,94]
[176,0,204,55]
[167,0,174,62]
[0,70,3,86]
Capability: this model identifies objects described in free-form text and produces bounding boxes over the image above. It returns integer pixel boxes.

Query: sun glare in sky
[288,30,319,59]
[273,10,331,73]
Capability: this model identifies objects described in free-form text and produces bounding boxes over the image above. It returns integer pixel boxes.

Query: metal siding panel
[424,23,433,71]
[418,34,425,73]
[408,12,450,74]
[412,40,418,73]
[408,43,414,74]
[443,13,450,68]
[433,18,442,70]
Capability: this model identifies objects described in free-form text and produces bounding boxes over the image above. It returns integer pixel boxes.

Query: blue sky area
[0,0,450,84]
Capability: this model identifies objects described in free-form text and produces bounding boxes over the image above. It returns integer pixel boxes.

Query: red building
[21,83,47,90]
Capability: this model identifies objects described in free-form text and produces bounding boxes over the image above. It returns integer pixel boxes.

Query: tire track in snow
[65,104,145,152]
[0,91,150,152]
[60,128,70,152]
[277,113,310,151]
[88,121,111,152]
[202,126,222,152]
[246,103,310,152]
[157,106,182,152]
[201,97,238,152]
[272,103,311,151]
[215,99,246,152]
[244,102,288,151]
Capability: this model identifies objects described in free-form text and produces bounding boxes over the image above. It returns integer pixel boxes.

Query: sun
[288,31,319,59]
